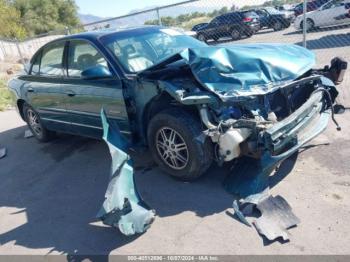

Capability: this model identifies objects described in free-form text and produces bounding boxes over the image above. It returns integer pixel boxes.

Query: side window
[30,52,41,75]
[68,40,110,78]
[40,42,65,77]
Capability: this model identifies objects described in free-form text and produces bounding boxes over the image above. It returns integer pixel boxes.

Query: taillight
[243,17,253,22]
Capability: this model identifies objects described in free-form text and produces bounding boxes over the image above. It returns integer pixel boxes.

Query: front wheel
[273,20,283,31]
[147,108,213,181]
[197,33,207,42]
[23,103,55,142]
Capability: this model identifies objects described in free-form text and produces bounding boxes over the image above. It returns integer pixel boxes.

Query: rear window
[241,11,258,17]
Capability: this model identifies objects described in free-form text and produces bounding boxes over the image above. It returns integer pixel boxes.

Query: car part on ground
[233,193,300,241]
[24,129,34,138]
[0,146,6,159]
[98,109,155,236]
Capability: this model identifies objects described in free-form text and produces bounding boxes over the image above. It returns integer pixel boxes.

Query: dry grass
[0,78,14,111]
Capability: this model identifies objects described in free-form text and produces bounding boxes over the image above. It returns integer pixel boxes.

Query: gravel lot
[0,25,350,255]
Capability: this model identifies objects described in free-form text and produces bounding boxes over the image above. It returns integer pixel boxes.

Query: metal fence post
[15,38,25,66]
[156,8,162,26]
[302,0,307,48]
[65,27,70,35]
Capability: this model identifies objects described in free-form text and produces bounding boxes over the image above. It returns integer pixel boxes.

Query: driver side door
[62,39,130,138]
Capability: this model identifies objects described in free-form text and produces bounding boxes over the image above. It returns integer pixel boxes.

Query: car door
[62,39,130,139]
[24,40,70,132]
[256,10,269,27]
[316,0,346,26]
[205,17,220,38]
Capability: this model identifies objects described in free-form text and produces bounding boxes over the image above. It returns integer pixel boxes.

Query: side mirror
[81,65,112,80]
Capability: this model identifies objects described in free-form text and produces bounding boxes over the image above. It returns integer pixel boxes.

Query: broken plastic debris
[0,147,6,159]
[253,195,300,241]
[24,129,34,138]
[98,109,155,236]
[226,154,300,241]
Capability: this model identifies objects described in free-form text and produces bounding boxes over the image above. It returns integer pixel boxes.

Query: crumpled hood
[142,44,316,99]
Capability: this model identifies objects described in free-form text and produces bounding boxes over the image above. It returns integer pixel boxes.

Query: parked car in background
[294,0,330,16]
[196,11,260,42]
[294,0,350,31]
[251,7,292,31]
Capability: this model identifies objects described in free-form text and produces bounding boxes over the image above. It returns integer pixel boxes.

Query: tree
[0,0,26,39]
[11,0,80,36]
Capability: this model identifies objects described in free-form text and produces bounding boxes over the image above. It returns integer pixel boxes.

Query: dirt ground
[0,25,350,255]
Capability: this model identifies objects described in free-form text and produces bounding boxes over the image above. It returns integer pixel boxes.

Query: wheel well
[142,92,199,144]
[17,99,26,121]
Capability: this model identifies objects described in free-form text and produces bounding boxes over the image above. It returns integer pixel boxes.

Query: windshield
[100,28,207,73]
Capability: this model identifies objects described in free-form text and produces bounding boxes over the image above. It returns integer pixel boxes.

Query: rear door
[62,39,130,138]
[24,40,70,132]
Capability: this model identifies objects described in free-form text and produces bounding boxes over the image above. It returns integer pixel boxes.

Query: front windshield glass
[100,28,207,73]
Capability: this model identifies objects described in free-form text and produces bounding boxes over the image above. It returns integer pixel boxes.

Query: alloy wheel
[27,109,42,137]
[156,127,189,170]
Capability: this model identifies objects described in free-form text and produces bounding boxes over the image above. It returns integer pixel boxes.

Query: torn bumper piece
[98,109,155,236]
[233,195,300,241]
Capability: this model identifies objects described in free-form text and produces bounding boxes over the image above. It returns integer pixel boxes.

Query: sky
[75,0,266,17]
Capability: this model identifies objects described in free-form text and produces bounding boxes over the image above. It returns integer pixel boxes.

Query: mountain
[78,14,105,24]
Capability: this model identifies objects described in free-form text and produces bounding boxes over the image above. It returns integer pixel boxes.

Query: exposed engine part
[219,128,252,162]
[199,106,216,129]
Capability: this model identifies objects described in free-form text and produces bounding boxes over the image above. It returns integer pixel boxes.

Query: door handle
[27,87,34,93]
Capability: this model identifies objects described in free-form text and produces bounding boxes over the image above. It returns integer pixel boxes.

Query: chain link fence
[0,0,349,70]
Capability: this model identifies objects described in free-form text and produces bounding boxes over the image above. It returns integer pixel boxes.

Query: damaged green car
[9,26,347,181]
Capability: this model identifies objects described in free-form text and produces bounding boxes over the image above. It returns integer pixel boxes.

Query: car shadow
[295,32,350,50]
[1,124,319,253]
[284,23,350,36]
[0,125,233,255]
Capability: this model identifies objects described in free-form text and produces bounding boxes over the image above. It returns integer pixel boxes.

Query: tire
[147,108,213,181]
[197,33,207,42]
[300,19,315,32]
[272,20,283,31]
[231,28,241,41]
[23,103,55,142]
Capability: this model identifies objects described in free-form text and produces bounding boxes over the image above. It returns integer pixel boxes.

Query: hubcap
[274,22,282,30]
[27,109,42,136]
[306,20,313,30]
[156,127,189,170]
[198,35,205,41]
[231,30,239,39]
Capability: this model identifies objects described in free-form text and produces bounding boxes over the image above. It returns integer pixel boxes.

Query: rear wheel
[23,103,55,142]
[231,28,241,41]
[147,108,213,181]
[300,18,315,32]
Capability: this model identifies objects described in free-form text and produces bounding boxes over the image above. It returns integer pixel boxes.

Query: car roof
[58,25,164,42]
